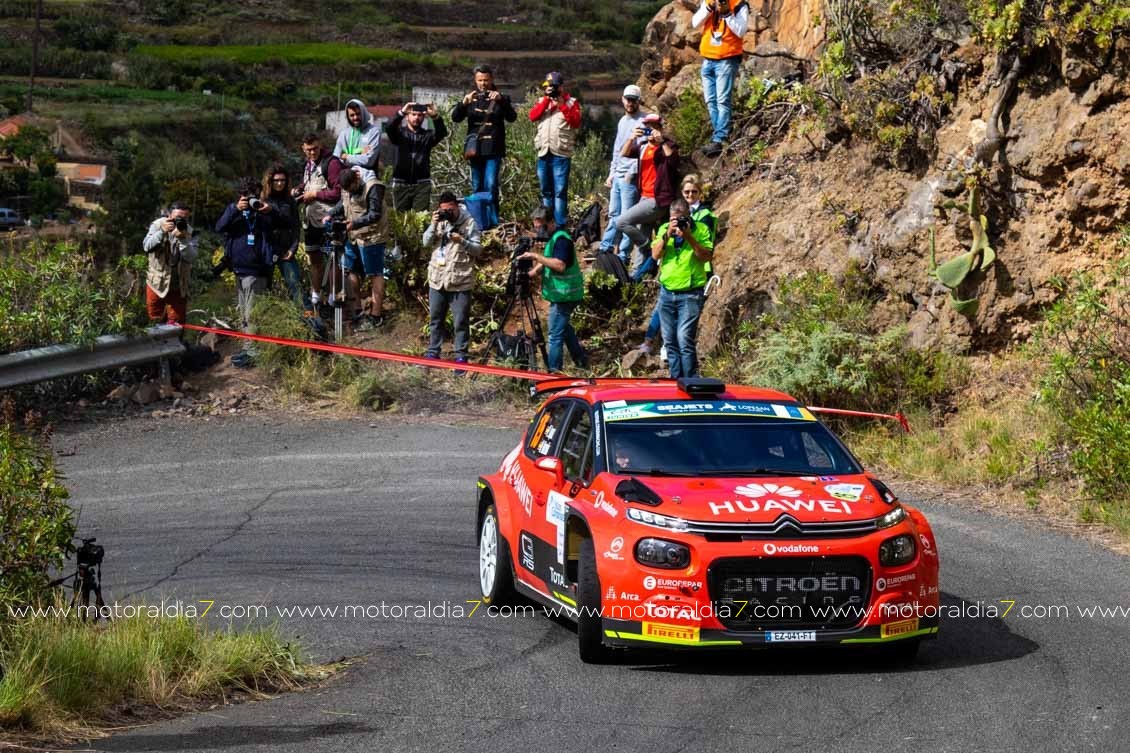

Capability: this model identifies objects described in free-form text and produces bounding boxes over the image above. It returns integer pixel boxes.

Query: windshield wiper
[699,468,800,477]
[619,468,697,477]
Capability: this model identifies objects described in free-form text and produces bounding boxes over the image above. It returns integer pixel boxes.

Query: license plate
[766,631,815,642]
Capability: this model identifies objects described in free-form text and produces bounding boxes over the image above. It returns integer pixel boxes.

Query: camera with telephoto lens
[674,215,691,231]
[247,196,265,212]
[173,217,188,233]
[76,537,104,569]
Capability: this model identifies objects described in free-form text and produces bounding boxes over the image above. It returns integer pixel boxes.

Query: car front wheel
[479,503,515,606]
[577,537,612,664]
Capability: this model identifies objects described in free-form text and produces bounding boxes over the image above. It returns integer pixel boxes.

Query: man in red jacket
[529,71,582,227]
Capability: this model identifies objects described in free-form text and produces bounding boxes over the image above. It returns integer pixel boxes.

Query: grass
[0,608,318,742]
[134,42,455,68]
[1,82,249,107]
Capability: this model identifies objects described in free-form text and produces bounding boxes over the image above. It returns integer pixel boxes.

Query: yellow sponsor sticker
[881,617,919,638]
[643,622,700,642]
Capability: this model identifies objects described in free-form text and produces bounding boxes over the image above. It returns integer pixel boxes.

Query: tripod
[484,285,549,371]
[48,537,108,621]
[319,232,348,342]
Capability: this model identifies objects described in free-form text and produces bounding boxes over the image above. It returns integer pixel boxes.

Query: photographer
[692,0,749,156]
[423,191,483,363]
[142,202,197,325]
[517,206,588,373]
[262,165,303,308]
[216,177,275,367]
[386,102,448,212]
[529,71,582,227]
[597,84,646,263]
[333,99,382,183]
[614,113,680,280]
[294,133,344,308]
[650,198,714,378]
[324,168,388,330]
[452,64,517,229]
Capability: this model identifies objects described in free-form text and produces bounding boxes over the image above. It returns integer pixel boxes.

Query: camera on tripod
[507,237,535,299]
[77,537,104,568]
[324,219,349,245]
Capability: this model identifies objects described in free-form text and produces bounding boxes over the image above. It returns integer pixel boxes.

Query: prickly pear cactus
[928,185,996,316]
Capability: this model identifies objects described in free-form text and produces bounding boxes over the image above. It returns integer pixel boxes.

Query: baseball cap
[544,71,565,86]
[622,84,642,99]
[642,113,663,125]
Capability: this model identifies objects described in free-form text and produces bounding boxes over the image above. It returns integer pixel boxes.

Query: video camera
[323,218,349,246]
[507,237,535,299]
[76,537,104,569]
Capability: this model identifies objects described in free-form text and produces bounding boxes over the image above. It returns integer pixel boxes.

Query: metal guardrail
[0,325,186,390]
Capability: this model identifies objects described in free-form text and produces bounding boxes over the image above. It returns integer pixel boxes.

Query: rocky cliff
[636,2,1130,355]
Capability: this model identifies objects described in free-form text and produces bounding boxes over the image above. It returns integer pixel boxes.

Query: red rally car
[476,377,940,663]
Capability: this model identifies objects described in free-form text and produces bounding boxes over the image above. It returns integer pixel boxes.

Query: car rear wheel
[577,537,612,664]
[479,504,515,606]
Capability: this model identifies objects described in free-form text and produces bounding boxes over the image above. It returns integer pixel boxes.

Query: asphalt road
[49,413,1130,753]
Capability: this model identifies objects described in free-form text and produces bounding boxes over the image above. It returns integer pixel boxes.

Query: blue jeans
[547,300,587,372]
[599,178,640,259]
[644,301,661,342]
[536,153,571,226]
[277,257,304,308]
[632,256,657,283]
[701,56,741,143]
[658,286,705,378]
[469,156,501,228]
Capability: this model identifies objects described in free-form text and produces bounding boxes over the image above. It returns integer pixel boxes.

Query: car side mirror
[534,456,565,487]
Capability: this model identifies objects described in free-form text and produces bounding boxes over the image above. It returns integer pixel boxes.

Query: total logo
[875,573,917,592]
[643,575,702,592]
[762,543,820,555]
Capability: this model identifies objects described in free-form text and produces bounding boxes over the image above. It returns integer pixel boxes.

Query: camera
[641,127,653,137]
[674,215,691,231]
[545,85,560,98]
[173,217,188,233]
[76,537,104,569]
[507,238,535,298]
[436,207,459,224]
[410,103,430,113]
[247,196,265,212]
[474,90,491,102]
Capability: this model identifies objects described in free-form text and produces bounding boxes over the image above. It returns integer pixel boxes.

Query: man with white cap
[614,112,680,279]
[596,84,647,263]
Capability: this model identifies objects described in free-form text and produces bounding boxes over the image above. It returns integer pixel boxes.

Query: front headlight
[627,507,689,531]
[879,534,916,566]
[635,538,691,569]
[877,506,906,529]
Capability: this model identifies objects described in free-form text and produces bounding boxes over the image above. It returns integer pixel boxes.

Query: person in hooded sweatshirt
[334,99,382,183]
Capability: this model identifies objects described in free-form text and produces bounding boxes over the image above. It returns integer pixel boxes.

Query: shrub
[1033,260,1130,528]
[0,403,75,622]
[665,86,712,153]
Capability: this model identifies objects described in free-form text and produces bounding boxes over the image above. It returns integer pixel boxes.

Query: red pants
[146,286,186,324]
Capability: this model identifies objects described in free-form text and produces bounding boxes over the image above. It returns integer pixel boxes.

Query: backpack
[574,201,603,245]
[592,250,631,286]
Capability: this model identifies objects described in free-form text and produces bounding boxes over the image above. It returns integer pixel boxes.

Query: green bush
[0,404,75,622]
[1034,260,1130,528]
[0,242,147,355]
[666,85,712,152]
[712,269,961,412]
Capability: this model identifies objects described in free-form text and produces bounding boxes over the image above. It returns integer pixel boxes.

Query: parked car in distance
[0,208,24,230]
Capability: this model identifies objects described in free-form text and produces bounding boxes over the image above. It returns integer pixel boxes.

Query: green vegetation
[929,185,996,316]
[0,242,146,355]
[666,86,713,153]
[0,405,75,622]
[0,610,311,738]
[709,268,964,413]
[134,42,453,68]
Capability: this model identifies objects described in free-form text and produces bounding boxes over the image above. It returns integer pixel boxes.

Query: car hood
[615,474,894,523]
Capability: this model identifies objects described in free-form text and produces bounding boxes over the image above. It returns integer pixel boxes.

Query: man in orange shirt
[692,0,749,156]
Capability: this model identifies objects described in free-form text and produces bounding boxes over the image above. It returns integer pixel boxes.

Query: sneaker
[638,341,653,355]
[701,141,723,157]
[453,357,468,376]
[659,344,668,363]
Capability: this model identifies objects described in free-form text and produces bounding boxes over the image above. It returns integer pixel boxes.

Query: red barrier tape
[179,324,911,432]
[180,323,554,382]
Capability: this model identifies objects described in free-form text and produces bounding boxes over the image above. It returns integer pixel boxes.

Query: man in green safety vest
[518,206,589,373]
[651,197,714,378]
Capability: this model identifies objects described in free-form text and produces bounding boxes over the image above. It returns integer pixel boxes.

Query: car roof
[534,378,801,405]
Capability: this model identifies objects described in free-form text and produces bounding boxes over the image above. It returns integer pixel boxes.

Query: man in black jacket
[386,102,448,211]
[216,177,275,366]
[451,64,517,228]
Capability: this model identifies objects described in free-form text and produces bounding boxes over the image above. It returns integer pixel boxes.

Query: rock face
[693,40,1130,355]
[639,0,826,100]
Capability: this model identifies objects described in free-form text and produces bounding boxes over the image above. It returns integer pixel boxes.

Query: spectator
[325,168,388,330]
[262,165,303,308]
[294,133,343,307]
[614,113,680,280]
[597,84,646,263]
[518,206,588,373]
[692,0,749,156]
[529,71,582,227]
[640,175,717,354]
[333,99,382,183]
[216,178,276,367]
[142,202,196,325]
[423,191,483,363]
[452,64,517,229]
[651,198,714,378]
[386,101,448,212]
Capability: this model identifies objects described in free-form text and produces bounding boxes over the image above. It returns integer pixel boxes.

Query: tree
[97,137,160,254]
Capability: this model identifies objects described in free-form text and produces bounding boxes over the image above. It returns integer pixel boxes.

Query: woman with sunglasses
[262,165,304,308]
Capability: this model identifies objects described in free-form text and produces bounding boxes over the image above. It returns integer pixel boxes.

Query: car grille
[708,556,872,631]
[687,514,880,540]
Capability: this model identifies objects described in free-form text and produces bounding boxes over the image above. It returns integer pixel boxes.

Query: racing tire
[479,503,516,606]
[577,537,612,664]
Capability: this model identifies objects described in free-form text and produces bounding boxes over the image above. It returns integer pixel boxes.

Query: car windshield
[604,414,862,477]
